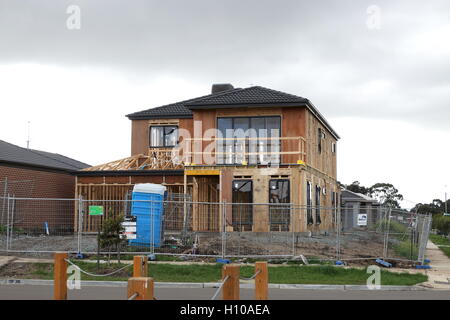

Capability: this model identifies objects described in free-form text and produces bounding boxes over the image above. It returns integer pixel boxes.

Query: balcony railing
[183,136,306,166]
[83,137,306,172]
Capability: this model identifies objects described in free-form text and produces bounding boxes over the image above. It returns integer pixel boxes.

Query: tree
[432,215,450,235]
[344,181,370,195]
[368,183,403,208]
[99,214,125,264]
[411,199,450,215]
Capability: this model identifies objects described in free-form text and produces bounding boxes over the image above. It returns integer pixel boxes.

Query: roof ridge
[28,149,88,169]
[127,87,242,117]
[0,139,88,170]
[185,87,247,105]
[251,85,307,100]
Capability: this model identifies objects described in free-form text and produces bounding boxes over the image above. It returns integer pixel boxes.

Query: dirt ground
[0,262,49,279]
[0,261,133,279]
[1,229,410,266]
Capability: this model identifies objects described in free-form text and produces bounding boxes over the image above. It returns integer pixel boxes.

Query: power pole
[445,188,448,216]
[26,121,31,149]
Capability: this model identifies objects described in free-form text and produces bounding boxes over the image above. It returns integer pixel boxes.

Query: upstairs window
[331,142,336,153]
[217,116,280,165]
[318,128,325,154]
[150,125,178,147]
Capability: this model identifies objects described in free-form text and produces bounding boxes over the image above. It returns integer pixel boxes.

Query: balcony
[184,136,306,166]
[83,137,306,172]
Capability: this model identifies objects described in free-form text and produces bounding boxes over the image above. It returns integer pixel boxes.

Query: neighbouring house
[76,84,340,233]
[0,139,90,232]
[340,189,380,230]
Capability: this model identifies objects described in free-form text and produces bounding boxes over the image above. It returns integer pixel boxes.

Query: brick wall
[0,164,76,232]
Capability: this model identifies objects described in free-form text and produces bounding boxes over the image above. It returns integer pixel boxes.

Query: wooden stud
[222,264,240,300]
[54,252,68,300]
[127,277,154,300]
[133,256,148,277]
[255,262,268,300]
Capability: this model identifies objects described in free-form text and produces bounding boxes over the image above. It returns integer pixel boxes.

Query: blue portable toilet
[129,183,166,248]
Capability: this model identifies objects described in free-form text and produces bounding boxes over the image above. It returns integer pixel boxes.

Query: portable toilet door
[129,183,166,248]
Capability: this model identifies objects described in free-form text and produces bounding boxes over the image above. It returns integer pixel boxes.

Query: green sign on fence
[89,205,104,216]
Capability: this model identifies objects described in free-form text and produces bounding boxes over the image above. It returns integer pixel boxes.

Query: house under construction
[75,84,340,233]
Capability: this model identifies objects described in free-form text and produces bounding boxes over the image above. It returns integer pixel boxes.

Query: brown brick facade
[0,164,76,232]
[0,164,75,198]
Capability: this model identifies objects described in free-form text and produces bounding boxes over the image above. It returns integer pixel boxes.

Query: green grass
[429,234,450,258]
[5,262,427,286]
[373,220,408,235]
[393,240,419,261]
[244,265,426,285]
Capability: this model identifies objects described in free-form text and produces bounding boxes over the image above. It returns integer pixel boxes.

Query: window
[217,116,281,165]
[315,185,322,225]
[306,181,313,225]
[150,125,178,147]
[318,128,325,154]
[332,191,337,225]
[269,179,290,231]
[232,180,253,231]
[331,142,336,153]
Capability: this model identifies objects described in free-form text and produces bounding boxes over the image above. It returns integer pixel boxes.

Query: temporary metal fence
[0,196,432,264]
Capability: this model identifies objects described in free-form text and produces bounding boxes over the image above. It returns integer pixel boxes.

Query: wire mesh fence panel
[417,214,432,264]
[298,206,338,261]
[0,179,35,226]
[0,196,434,264]
[338,206,386,261]
[381,208,424,262]
[4,197,77,253]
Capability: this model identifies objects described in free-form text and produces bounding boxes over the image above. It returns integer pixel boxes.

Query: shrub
[432,215,450,235]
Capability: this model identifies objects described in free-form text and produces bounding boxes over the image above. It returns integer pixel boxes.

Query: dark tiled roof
[126,101,193,119]
[126,88,241,120]
[0,140,90,172]
[186,86,308,107]
[126,85,339,139]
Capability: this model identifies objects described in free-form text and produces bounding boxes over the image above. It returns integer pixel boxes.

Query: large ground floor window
[269,179,290,231]
[232,180,253,231]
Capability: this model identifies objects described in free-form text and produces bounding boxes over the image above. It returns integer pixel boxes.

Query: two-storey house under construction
[76,84,340,233]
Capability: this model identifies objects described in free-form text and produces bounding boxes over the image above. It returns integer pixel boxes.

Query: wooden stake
[255,261,268,300]
[127,277,154,300]
[222,264,240,300]
[133,255,148,277]
[54,252,68,300]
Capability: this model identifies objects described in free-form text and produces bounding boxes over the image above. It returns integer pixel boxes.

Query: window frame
[331,142,337,153]
[231,179,253,231]
[216,116,281,165]
[315,185,322,225]
[269,179,291,231]
[149,125,179,148]
[306,181,314,225]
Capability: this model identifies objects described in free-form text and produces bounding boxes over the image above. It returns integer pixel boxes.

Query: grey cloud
[0,0,449,129]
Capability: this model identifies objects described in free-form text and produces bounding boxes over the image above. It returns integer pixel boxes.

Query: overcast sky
[0,0,449,208]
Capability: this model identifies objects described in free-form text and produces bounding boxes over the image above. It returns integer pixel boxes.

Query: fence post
[127,277,154,300]
[77,197,83,256]
[221,201,226,259]
[133,255,148,277]
[255,261,268,300]
[54,252,68,300]
[5,194,10,252]
[222,264,240,300]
